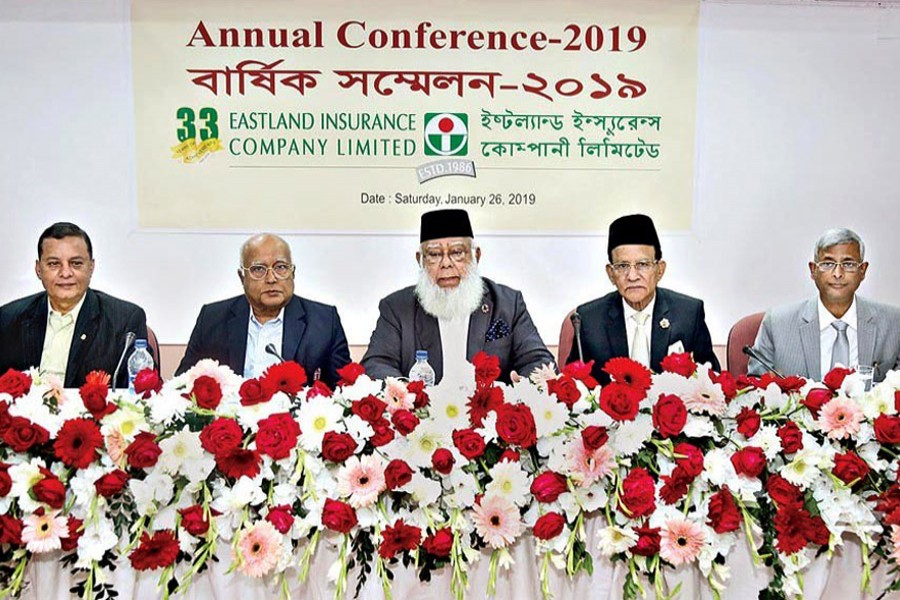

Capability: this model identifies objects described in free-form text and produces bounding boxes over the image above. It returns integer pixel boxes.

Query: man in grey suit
[749,228,900,382]
[362,209,554,384]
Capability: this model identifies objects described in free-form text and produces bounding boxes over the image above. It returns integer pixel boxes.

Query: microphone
[570,311,584,363]
[742,345,784,378]
[112,331,136,392]
[265,343,285,362]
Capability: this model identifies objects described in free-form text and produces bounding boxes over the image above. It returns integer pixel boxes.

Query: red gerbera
[336,362,366,386]
[603,357,652,391]
[467,386,504,427]
[54,418,103,469]
[262,361,307,395]
[129,530,180,570]
[215,447,262,479]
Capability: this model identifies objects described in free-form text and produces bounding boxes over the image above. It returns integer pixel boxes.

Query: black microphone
[112,331,136,392]
[265,343,285,363]
[570,311,584,363]
[742,345,784,378]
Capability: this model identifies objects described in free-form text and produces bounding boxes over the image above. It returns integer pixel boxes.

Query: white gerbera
[297,394,345,451]
[521,389,569,439]
[485,461,531,507]
[428,386,471,431]
[404,421,450,468]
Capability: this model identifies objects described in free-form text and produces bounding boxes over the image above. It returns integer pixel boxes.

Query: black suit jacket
[0,289,148,389]
[175,295,351,389]
[569,287,720,385]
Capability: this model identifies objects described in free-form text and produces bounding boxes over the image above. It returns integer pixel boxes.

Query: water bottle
[127,339,155,392]
[408,350,435,387]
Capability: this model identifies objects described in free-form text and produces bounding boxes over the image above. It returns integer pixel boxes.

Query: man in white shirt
[749,228,900,382]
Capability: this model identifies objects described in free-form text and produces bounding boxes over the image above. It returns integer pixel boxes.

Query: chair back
[557,309,576,367]
[726,312,765,376]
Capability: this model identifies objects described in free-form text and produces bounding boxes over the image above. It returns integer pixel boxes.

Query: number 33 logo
[176,107,218,142]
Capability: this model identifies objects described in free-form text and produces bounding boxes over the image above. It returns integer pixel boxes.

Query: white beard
[415,264,485,320]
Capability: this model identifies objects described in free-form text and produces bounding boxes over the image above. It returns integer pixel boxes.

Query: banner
[131,0,699,233]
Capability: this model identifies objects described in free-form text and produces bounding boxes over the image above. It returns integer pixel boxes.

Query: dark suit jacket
[362,277,554,384]
[0,289,148,389]
[175,295,351,389]
[569,287,720,385]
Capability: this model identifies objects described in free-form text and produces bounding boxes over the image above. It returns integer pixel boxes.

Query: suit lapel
[857,297,876,368]
[467,290,491,361]
[799,298,821,380]
[22,294,49,369]
[228,298,251,376]
[605,298,629,360]
[650,291,671,369]
[281,296,306,365]
[415,303,443,381]
[66,290,99,386]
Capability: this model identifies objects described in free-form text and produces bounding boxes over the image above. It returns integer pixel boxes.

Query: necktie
[631,311,650,366]
[831,320,849,369]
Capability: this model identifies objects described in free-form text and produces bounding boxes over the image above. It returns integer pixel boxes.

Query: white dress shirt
[438,316,470,383]
[40,294,86,383]
[623,295,656,364]
[818,296,858,375]
[244,307,285,378]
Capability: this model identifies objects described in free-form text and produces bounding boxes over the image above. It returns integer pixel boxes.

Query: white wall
[1,1,899,349]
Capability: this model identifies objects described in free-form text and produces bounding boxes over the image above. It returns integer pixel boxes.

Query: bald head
[240,233,292,267]
[238,233,295,323]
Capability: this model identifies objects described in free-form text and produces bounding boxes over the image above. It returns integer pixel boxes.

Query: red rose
[384,459,414,490]
[452,429,486,460]
[407,380,430,409]
[321,431,357,463]
[125,431,162,469]
[603,357,652,391]
[0,463,10,497]
[54,418,103,469]
[581,426,609,451]
[80,381,114,419]
[94,469,129,498]
[660,352,697,377]
[823,366,853,392]
[370,417,395,447]
[772,375,806,393]
[255,412,300,460]
[60,516,83,552]
[496,403,537,448]
[423,527,453,557]
[533,512,566,540]
[599,382,643,422]
[0,401,10,436]
[322,498,357,534]
[875,414,900,444]
[431,448,455,474]
[472,351,501,386]
[707,488,741,533]
[379,519,422,559]
[337,362,366,386]
[832,452,870,487]
[199,418,243,455]
[467,386,505,427]
[129,530,180,570]
[179,505,214,536]
[802,388,834,418]
[531,471,568,503]
[547,375,581,408]
[731,447,766,478]
[191,375,223,410]
[306,380,333,400]
[262,360,307,395]
[562,360,599,389]
[33,474,66,509]
[351,395,388,423]
[619,468,656,519]
[0,515,23,546]
[499,449,520,463]
[2,416,50,452]
[709,371,738,401]
[239,377,276,406]
[735,407,761,438]
[215,447,261,479]
[652,394,687,438]
[133,369,162,398]
[391,410,420,436]
[673,443,704,478]
[0,369,31,398]
[895,390,900,413]
[777,421,803,454]
[766,474,803,508]
[632,525,661,557]
[266,505,294,534]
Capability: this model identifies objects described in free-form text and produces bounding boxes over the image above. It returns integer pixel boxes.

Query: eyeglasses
[240,263,295,280]
[422,246,470,266]
[815,261,863,273]
[609,260,658,275]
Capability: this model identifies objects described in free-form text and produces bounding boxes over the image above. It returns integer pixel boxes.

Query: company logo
[424,113,468,156]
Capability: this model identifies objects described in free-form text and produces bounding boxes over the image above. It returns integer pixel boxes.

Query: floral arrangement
[1,353,900,600]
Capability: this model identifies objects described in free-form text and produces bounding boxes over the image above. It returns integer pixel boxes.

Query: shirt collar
[249,306,285,328]
[818,295,857,331]
[622,294,656,321]
[47,292,87,323]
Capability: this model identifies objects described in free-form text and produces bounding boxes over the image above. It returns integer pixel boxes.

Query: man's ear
[475,247,481,263]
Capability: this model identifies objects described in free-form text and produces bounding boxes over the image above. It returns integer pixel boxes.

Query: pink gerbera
[22,510,69,553]
[236,521,282,578]
[383,378,415,414]
[819,396,864,440]
[566,440,616,487]
[471,494,524,548]
[336,455,387,508]
[659,518,705,565]
[682,375,727,417]
[891,526,900,563]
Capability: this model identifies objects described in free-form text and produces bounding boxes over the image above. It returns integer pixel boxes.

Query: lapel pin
[481,304,489,314]
[80,334,87,340]
[659,318,670,329]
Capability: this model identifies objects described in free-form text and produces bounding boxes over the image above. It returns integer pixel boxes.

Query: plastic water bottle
[408,350,436,387]
[127,339,155,392]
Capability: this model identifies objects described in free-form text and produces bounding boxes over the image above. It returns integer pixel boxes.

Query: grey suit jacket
[749,296,900,382]
[362,277,554,384]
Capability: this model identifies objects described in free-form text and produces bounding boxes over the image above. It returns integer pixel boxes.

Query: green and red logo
[424,113,468,156]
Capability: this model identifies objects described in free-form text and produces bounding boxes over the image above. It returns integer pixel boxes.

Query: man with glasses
[749,228,900,382]
[362,208,554,384]
[176,233,351,387]
[566,214,719,384]
[0,222,148,388]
